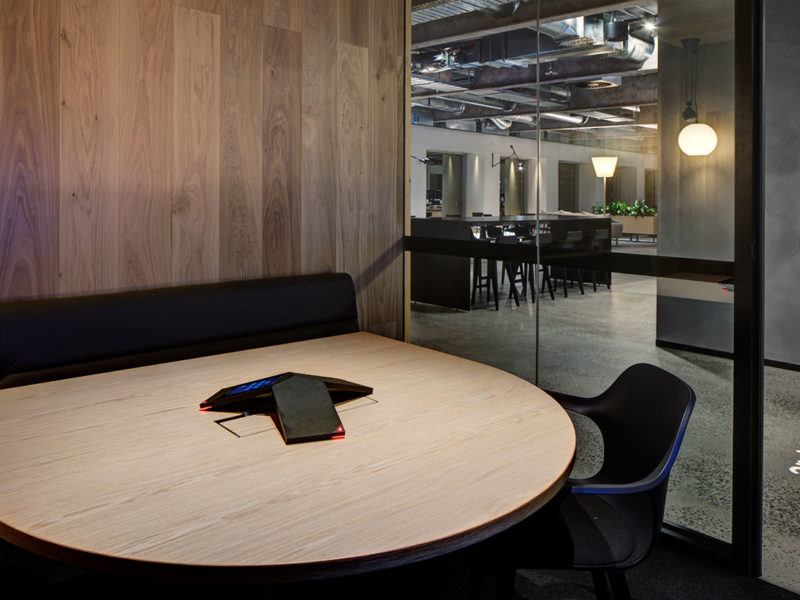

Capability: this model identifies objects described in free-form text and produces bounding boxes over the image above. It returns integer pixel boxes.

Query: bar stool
[471,225,502,310]
[552,230,584,297]
[526,231,554,301]
[588,228,611,291]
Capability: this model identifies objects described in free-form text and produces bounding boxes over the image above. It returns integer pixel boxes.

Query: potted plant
[592,200,657,240]
[616,199,657,240]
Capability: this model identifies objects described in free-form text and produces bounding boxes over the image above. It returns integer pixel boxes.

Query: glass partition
[763,0,800,592]
[408,0,763,578]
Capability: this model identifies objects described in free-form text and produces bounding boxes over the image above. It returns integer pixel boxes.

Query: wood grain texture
[365,0,405,337]
[220,0,263,279]
[338,0,369,47]
[263,0,303,32]
[58,0,121,295]
[263,26,302,276]
[172,5,221,284]
[300,0,338,274]
[0,0,60,300]
[336,42,370,322]
[0,0,407,340]
[119,0,173,289]
[173,0,221,15]
[0,333,575,577]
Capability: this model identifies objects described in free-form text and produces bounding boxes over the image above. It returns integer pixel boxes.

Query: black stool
[470,225,503,311]
[551,230,584,297]
[471,257,499,310]
[589,228,611,291]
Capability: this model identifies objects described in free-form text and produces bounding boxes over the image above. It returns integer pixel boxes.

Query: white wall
[410,124,657,218]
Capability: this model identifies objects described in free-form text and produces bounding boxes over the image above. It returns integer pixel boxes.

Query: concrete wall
[502,159,526,215]
[657,39,735,261]
[410,124,656,219]
[765,0,800,366]
[655,31,736,353]
[441,154,464,216]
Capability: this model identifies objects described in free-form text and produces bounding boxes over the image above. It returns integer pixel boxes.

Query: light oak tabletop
[0,332,575,581]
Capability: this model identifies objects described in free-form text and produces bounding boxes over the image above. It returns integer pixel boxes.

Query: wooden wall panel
[336,42,370,322]
[301,0,338,274]
[263,26,302,276]
[0,0,406,339]
[0,0,60,300]
[338,0,369,48]
[220,0,263,279]
[366,0,405,337]
[172,5,221,284]
[263,0,302,32]
[174,0,221,14]
[58,0,120,295]
[119,0,173,289]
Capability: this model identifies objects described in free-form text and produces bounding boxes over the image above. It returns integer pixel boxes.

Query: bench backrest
[0,273,359,389]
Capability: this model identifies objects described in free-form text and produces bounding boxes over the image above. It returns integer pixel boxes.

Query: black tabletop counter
[409,215,612,310]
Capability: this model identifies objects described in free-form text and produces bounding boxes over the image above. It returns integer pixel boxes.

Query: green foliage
[629,199,657,216]
[591,199,656,217]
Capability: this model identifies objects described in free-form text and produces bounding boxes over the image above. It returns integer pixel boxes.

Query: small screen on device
[223,375,282,397]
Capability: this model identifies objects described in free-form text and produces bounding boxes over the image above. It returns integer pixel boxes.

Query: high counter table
[0,333,575,582]
[410,215,612,309]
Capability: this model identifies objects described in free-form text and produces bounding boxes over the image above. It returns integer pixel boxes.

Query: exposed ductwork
[488,117,512,129]
[411,14,655,77]
[411,97,466,114]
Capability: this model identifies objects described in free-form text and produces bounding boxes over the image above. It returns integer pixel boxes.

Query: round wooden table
[0,333,575,581]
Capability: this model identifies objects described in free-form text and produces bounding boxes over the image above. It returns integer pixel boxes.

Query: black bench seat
[0,273,359,389]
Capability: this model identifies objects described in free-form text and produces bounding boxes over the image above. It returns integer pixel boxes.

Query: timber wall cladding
[0,0,405,338]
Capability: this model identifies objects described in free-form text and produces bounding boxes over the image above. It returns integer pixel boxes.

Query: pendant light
[678,38,717,156]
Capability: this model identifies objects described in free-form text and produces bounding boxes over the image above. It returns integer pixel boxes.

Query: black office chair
[470,363,696,600]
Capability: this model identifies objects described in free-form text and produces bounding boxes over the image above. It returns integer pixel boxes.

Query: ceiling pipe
[540,112,589,125]
[411,97,467,114]
[488,117,512,130]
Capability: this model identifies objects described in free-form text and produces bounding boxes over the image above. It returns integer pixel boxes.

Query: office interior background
[0,0,797,596]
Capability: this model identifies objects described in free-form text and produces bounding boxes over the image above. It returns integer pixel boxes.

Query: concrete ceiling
[410,0,667,153]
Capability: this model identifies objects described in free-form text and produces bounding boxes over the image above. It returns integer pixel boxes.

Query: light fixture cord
[684,39,699,119]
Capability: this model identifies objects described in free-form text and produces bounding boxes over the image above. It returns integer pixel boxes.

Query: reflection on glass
[409,0,736,553]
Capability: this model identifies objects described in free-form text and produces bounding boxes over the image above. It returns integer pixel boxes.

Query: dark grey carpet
[18,534,798,599]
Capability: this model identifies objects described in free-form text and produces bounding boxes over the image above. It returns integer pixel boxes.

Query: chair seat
[466,364,695,600]
[476,489,654,571]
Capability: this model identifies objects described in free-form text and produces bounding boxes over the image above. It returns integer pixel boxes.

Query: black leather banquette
[0,273,359,389]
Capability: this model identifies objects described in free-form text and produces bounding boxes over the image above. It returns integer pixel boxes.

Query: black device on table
[200,373,373,444]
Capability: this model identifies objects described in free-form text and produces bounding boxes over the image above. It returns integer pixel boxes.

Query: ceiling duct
[604,20,629,42]
[480,0,519,19]
[537,18,582,41]
[540,112,589,125]
[412,15,654,77]
[488,117,512,129]
[411,97,467,114]
[574,75,622,89]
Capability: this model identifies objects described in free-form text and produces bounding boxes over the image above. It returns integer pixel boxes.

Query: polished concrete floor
[409,253,800,594]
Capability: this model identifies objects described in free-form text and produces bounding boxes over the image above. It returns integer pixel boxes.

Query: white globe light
[678,123,718,156]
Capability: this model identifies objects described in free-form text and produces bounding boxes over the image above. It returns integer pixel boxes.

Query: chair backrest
[483,225,503,240]
[588,364,696,496]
